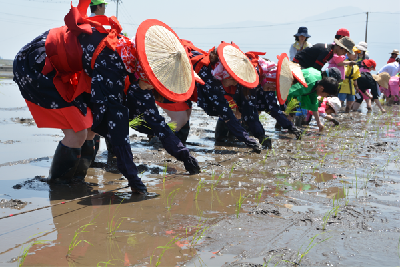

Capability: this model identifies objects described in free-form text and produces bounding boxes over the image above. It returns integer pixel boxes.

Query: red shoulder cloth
[42,2,123,103]
[181,39,213,73]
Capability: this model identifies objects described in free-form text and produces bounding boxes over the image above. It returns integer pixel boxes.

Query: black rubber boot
[215,119,229,142]
[48,142,81,184]
[73,140,95,182]
[93,135,100,156]
[175,121,190,144]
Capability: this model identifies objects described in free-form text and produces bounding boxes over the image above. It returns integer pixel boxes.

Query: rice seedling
[295,233,331,265]
[108,200,128,238]
[331,196,341,217]
[162,162,167,191]
[263,254,283,266]
[215,172,224,187]
[195,179,205,201]
[96,259,124,267]
[167,121,177,132]
[67,219,96,260]
[228,163,236,180]
[190,219,210,247]
[235,192,249,218]
[150,235,181,267]
[210,172,224,191]
[259,112,271,124]
[256,185,265,206]
[167,188,180,211]
[18,234,50,267]
[284,98,300,115]
[321,204,339,231]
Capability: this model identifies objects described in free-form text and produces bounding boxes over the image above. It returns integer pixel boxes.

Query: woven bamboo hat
[372,72,390,89]
[135,19,195,102]
[217,42,259,88]
[276,53,294,105]
[288,61,308,88]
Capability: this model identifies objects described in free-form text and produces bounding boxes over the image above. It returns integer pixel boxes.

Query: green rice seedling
[262,255,277,267]
[128,115,145,129]
[195,179,205,201]
[259,112,270,124]
[190,219,210,247]
[184,212,210,247]
[235,192,249,218]
[210,171,216,191]
[67,219,96,259]
[108,200,128,237]
[167,121,177,132]
[256,186,265,206]
[332,196,341,217]
[228,163,236,180]
[18,236,50,267]
[97,259,124,267]
[215,172,224,187]
[322,204,340,231]
[321,209,332,231]
[284,98,300,115]
[162,162,167,191]
[167,188,180,211]
[211,172,224,191]
[295,233,331,265]
[150,235,181,267]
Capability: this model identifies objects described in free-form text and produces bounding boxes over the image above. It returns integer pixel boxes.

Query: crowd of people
[12,0,400,195]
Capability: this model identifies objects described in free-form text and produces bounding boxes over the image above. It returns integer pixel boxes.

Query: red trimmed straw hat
[288,61,308,88]
[135,19,195,102]
[217,42,259,88]
[276,53,294,105]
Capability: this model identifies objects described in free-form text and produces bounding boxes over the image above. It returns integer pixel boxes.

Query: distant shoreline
[0,59,13,79]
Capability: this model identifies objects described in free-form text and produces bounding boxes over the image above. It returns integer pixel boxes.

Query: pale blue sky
[0,0,399,68]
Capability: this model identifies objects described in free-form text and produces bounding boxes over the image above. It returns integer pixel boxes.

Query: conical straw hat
[289,61,308,88]
[372,72,390,89]
[276,53,294,105]
[135,19,195,102]
[217,42,259,88]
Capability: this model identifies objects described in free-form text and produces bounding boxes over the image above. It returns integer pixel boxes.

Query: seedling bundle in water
[18,233,50,267]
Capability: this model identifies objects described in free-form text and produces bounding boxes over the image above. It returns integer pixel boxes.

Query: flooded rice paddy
[0,79,399,266]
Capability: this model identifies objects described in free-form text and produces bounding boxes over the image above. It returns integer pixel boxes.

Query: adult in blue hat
[289,27,312,61]
[90,0,108,16]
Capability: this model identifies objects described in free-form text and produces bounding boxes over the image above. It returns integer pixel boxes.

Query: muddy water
[1,79,400,266]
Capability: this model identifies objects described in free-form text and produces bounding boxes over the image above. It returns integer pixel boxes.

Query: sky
[0,0,399,69]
